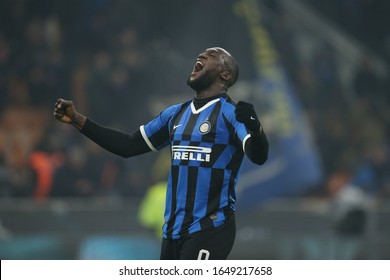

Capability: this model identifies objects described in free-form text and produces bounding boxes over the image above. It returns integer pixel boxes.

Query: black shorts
[160,213,236,260]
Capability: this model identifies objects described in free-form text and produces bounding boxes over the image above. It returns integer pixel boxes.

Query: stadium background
[0,0,389,259]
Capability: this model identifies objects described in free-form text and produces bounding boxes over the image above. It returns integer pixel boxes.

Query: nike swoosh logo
[173,124,182,130]
[250,116,256,120]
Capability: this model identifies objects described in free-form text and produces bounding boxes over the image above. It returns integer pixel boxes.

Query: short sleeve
[223,103,251,152]
[232,118,251,152]
[140,104,181,151]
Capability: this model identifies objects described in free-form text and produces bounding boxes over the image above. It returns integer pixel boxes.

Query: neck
[192,92,226,110]
[194,85,227,99]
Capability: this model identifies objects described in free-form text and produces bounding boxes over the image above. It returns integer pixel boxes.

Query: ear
[220,70,232,83]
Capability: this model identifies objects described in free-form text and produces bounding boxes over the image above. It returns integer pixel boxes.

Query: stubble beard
[187,70,216,92]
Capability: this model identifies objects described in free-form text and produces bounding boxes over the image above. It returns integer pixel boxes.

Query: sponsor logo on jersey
[173,124,182,130]
[172,145,211,162]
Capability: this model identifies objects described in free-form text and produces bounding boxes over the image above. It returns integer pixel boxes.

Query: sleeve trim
[242,133,251,152]
[140,125,158,152]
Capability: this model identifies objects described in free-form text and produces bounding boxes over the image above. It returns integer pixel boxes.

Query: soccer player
[54,47,269,260]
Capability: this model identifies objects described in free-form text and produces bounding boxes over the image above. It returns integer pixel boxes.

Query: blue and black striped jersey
[140,93,251,239]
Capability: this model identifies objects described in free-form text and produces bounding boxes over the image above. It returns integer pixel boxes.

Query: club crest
[199,121,211,134]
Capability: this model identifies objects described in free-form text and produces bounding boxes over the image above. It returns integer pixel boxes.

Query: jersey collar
[191,98,220,114]
[191,92,226,114]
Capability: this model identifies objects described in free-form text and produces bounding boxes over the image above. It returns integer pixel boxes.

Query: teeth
[194,61,203,72]
[196,61,203,68]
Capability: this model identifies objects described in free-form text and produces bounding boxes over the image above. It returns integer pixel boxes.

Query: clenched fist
[235,101,261,132]
[53,98,86,129]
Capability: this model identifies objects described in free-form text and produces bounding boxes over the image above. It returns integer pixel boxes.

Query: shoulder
[224,94,237,106]
[220,94,237,116]
[160,100,191,119]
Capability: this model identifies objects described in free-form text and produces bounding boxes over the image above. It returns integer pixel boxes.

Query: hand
[235,101,261,132]
[53,98,86,130]
[53,98,77,124]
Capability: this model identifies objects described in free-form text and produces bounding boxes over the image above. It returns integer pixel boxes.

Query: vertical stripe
[201,102,221,143]
[180,166,198,236]
[162,95,250,239]
[227,155,241,207]
[222,113,240,146]
[192,168,211,227]
[169,102,190,141]
[200,143,226,168]
[179,141,197,166]
[182,113,201,141]
[226,149,244,171]
[200,168,224,230]
[218,171,229,207]
[165,165,179,239]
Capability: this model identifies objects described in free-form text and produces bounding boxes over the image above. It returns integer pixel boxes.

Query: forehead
[204,47,225,56]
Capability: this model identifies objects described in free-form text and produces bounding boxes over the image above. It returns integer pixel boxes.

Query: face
[187,48,227,91]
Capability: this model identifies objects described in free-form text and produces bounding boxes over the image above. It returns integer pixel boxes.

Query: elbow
[120,149,143,158]
[121,152,133,159]
[115,149,133,158]
[247,134,269,165]
[259,153,268,165]
[253,152,268,165]
[249,141,269,165]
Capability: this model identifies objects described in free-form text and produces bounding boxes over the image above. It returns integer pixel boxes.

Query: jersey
[140,93,251,239]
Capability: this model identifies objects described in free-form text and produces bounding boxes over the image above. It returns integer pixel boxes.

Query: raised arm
[235,101,269,165]
[53,98,151,158]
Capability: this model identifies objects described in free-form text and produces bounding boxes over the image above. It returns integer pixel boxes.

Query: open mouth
[193,60,204,73]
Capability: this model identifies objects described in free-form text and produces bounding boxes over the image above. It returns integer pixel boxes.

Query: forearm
[79,118,151,158]
[245,129,269,165]
[71,113,87,130]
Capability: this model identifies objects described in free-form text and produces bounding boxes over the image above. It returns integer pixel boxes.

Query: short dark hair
[224,54,239,88]
[216,48,239,88]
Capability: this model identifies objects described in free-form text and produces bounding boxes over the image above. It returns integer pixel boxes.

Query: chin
[187,71,214,91]
[187,78,203,91]
[186,76,198,90]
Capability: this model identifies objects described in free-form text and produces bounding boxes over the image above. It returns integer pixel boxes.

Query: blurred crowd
[265,0,390,200]
[0,0,389,203]
[0,0,170,200]
[302,0,390,63]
